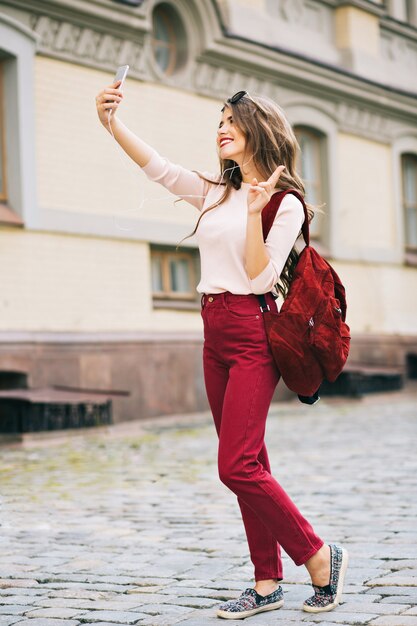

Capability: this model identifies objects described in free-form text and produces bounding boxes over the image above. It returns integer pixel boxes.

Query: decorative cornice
[29,13,147,76]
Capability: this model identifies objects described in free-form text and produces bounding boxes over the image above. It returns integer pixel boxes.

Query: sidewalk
[0,385,416,625]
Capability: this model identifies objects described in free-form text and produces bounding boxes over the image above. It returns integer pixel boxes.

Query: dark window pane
[402,154,417,249]
[151,256,163,292]
[170,258,190,292]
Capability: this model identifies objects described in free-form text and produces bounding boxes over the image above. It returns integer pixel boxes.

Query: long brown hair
[177,93,324,299]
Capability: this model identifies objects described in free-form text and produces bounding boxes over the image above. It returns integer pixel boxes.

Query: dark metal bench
[0,386,129,433]
[320,363,404,398]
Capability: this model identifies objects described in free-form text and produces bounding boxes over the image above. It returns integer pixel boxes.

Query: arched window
[401,153,417,250]
[151,3,187,76]
[294,125,326,240]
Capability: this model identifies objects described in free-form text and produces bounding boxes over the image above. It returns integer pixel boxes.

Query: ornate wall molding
[29,13,147,77]
[335,102,396,142]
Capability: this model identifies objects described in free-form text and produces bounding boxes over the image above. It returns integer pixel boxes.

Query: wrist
[247,209,263,218]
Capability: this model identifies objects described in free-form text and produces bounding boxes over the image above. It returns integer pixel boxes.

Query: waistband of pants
[200,291,275,308]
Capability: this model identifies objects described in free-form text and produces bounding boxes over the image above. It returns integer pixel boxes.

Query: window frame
[151,5,178,77]
[401,152,417,253]
[0,61,7,203]
[151,245,200,309]
[293,125,326,242]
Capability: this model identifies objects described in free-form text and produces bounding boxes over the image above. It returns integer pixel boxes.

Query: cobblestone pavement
[1,384,417,626]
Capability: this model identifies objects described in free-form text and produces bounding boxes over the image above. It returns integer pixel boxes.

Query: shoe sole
[303,547,349,613]
[217,598,284,619]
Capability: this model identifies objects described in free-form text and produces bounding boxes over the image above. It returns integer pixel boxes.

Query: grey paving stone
[379,597,417,605]
[0,582,39,590]
[368,618,417,626]
[0,590,47,597]
[367,587,417,596]
[72,611,147,623]
[23,609,83,619]
[15,620,80,626]
[0,618,24,626]
[304,613,380,623]
[135,603,194,616]
[0,607,28,616]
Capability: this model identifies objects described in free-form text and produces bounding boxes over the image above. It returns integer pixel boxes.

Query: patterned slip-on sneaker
[303,544,349,613]
[216,586,284,620]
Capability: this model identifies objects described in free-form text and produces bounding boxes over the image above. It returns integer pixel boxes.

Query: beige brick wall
[0,230,203,332]
[34,56,220,227]
[334,261,417,336]
[1,227,416,334]
[337,133,396,251]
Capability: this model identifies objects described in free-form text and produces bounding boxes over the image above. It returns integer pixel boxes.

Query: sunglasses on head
[224,91,268,118]
[227,90,248,104]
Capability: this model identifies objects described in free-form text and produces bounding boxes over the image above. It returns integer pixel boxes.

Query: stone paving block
[23,608,83,619]
[170,596,219,608]
[380,597,417,605]
[368,617,417,626]
[0,619,23,626]
[139,616,191,625]
[135,603,195,616]
[33,599,93,610]
[45,590,111,600]
[404,608,417,616]
[73,611,147,623]
[337,602,411,615]
[368,577,417,587]
[0,589,47,597]
[304,612,379,623]
[367,587,417,596]
[0,581,39,589]
[15,620,80,626]
[0,606,28,615]
[0,597,37,607]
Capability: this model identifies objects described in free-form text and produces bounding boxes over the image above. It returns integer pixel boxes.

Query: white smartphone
[113,64,129,88]
[106,65,129,112]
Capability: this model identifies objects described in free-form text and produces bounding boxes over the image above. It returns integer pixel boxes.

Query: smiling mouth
[220,138,233,148]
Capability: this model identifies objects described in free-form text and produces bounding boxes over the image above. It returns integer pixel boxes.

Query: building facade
[0,0,416,421]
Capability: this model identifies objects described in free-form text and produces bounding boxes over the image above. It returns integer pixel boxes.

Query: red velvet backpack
[256,189,351,404]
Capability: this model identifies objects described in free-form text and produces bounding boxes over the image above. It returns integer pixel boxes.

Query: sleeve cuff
[248,259,278,294]
[141,149,165,180]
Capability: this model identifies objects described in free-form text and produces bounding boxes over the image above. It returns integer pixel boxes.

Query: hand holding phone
[95,65,129,126]
[106,65,129,117]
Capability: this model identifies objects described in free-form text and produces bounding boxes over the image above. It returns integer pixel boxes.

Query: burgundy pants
[200,290,324,582]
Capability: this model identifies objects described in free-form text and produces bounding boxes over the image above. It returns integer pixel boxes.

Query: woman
[95,83,348,619]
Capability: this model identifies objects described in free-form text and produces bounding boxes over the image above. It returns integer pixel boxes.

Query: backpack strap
[261,189,310,247]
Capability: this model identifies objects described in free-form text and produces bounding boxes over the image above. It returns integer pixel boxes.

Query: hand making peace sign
[247,165,286,215]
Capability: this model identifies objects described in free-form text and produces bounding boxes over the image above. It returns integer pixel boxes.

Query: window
[401,153,417,250]
[405,0,417,24]
[294,126,325,239]
[151,246,200,308]
[151,3,187,76]
[388,0,417,24]
[0,61,6,203]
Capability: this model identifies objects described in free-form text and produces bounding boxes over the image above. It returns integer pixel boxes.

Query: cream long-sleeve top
[142,149,305,310]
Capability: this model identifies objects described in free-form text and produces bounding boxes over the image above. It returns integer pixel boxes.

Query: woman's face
[217,106,247,164]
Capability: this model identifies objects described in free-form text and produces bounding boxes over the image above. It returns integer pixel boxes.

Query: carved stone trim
[29,13,147,77]
[335,101,396,142]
